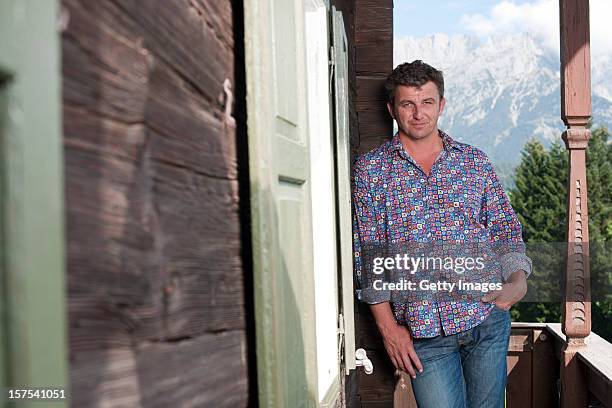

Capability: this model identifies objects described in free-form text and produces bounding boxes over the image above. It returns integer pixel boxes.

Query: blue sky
[393,0,612,57]
[394,0,533,38]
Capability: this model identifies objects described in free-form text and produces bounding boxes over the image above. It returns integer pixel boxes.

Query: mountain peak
[393,33,612,169]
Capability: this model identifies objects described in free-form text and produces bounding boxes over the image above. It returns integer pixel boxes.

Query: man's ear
[387,101,395,119]
[439,97,446,114]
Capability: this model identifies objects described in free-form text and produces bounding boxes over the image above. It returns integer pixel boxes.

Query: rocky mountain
[394,33,612,186]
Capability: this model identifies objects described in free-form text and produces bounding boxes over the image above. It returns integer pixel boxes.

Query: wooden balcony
[356,304,612,407]
[507,323,612,407]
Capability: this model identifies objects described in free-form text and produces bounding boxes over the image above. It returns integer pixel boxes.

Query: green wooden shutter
[244,0,319,406]
[0,0,68,403]
[331,7,356,374]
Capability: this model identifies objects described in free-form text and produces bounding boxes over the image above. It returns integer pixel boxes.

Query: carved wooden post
[393,370,418,408]
[559,1,592,406]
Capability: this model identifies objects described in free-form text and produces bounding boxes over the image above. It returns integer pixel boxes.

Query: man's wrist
[369,302,400,336]
[377,318,399,335]
[507,269,528,283]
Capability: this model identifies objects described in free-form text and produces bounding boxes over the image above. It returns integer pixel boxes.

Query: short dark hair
[385,60,444,102]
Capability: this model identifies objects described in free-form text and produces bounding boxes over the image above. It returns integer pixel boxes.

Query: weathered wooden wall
[345,0,395,406]
[61,0,249,406]
[355,0,393,155]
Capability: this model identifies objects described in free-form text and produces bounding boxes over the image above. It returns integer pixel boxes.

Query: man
[352,60,531,408]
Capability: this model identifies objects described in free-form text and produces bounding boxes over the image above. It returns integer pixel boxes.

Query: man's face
[387,82,445,141]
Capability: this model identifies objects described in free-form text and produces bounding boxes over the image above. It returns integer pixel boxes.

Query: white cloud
[590,0,612,57]
[460,0,612,57]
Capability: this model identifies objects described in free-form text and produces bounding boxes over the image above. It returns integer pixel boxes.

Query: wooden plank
[508,329,533,352]
[70,331,248,407]
[145,62,238,180]
[65,111,244,351]
[362,402,393,408]
[355,15,393,38]
[559,6,592,403]
[354,0,391,77]
[355,18,392,44]
[136,331,248,407]
[353,0,393,405]
[356,43,393,75]
[354,0,392,38]
[507,352,532,408]
[532,329,558,408]
[62,0,232,117]
[345,367,361,408]
[62,0,248,405]
[584,366,612,408]
[511,322,549,329]
[70,346,142,407]
[356,0,390,7]
[358,127,392,152]
[577,330,612,407]
[356,76,388,107]
[393,370,417,408]
[63,58,237,180]
[108,0,233,103]
[62,0,150,123]
[358,349,395,404]
[545,323,566,342]
[357,109,392,129]
[63,0,242,349]
[560,0,592,125]
[357,303,386,350]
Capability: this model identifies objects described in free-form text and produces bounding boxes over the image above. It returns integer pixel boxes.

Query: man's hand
[379,322,423,379]
[481,270,528,310]
[369,302,423,378]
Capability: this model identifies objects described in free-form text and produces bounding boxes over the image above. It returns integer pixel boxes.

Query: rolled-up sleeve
[352,160,390,304]
[480,160,532,281]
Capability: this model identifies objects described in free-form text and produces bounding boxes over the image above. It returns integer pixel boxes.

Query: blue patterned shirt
[352,130,531,338]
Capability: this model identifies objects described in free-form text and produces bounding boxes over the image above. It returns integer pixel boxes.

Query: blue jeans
[410,307,511,408]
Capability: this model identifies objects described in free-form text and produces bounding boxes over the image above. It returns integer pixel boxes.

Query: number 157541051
[4,387,67,401]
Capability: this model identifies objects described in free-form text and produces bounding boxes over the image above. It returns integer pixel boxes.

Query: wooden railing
[543,323,612,407]
[506,323,558,407]
[389,322,612,407]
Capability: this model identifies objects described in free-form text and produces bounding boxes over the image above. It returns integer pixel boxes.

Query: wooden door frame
[244,0,319,405]
[0,0,69,399]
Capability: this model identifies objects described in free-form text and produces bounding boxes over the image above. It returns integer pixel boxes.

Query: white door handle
[355,348,373,374]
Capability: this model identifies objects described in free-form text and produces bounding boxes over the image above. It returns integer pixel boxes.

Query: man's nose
[413,105,423,119]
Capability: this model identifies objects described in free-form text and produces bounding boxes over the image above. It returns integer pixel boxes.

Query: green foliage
[511,140,567,242]
[509,126,612,341]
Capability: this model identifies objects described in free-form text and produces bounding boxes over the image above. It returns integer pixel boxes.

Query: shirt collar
[390,130,464,154]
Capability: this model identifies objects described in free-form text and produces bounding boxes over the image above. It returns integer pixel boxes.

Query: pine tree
[511,140,567,243]
[585,127,612,340]
[509,126,612,340]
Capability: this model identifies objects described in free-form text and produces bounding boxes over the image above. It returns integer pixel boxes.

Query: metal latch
[355,348,373,374]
